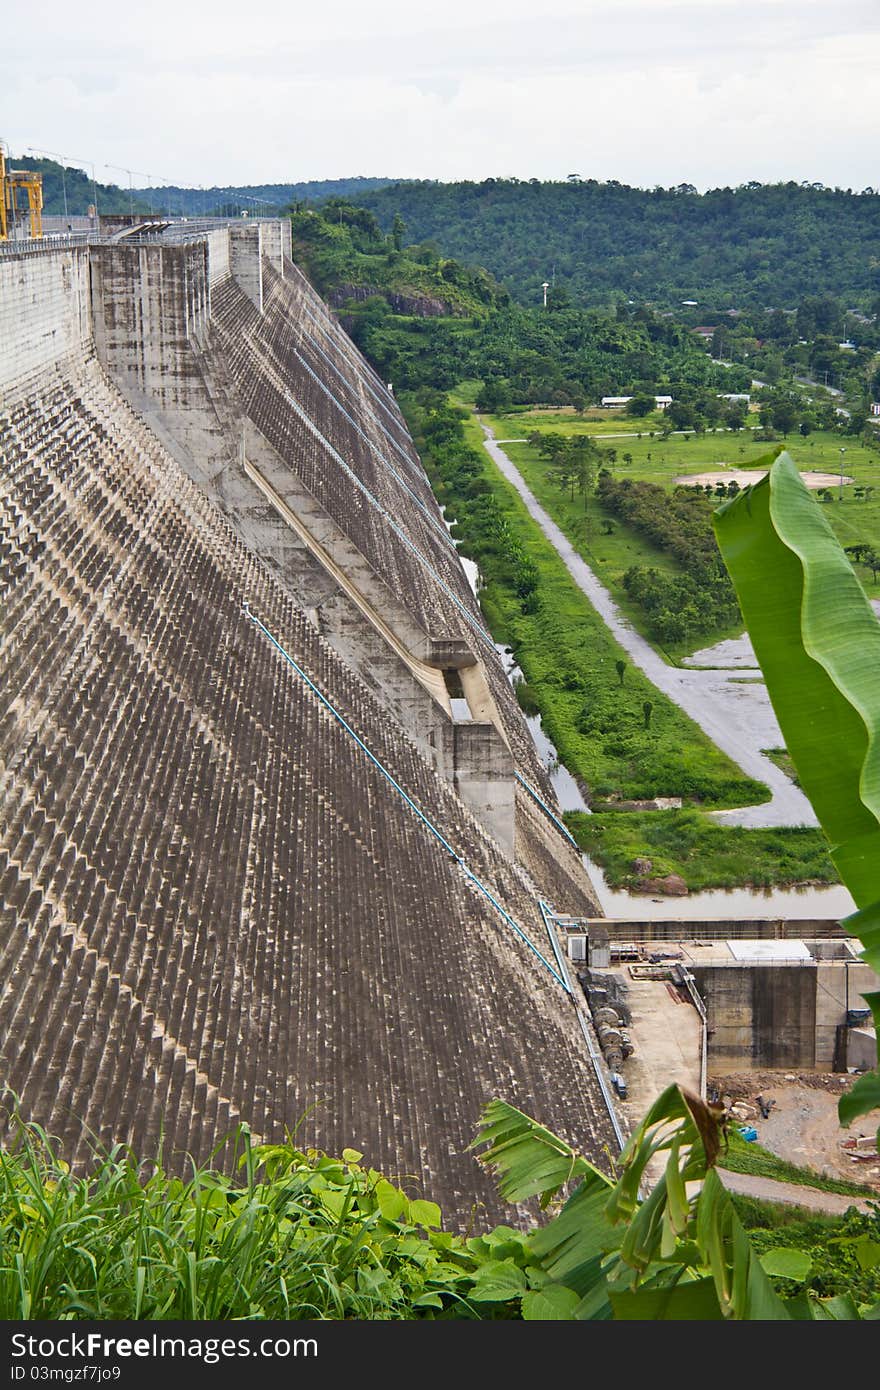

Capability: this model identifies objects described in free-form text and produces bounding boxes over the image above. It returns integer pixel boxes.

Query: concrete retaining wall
[260,219,289,274]
[90,242,211,406]
[692,963,818,1070]
[0,246,91,390]
[0,225,530,856]
[205,229,231,288]
[452,722,516,852]
[690,956,879,1071]
[815,960,880,1065]
[229,226,263,312]
[591,918,844,942]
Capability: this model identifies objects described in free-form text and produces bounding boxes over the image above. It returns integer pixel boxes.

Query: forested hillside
[291,203,748,401]
[291,200,508,319]
[349,179,880,311]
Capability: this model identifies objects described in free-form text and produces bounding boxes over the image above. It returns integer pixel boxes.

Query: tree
[474,1085,823,1320]
[626,393,655,418]
[475,378,512,412]
[724,401,748,431]
[391,212,407,252]
[538,434,598,513]
[666,400,695,431]
[844,543,871,564]
[546,284,571,311]
[545,446,581,502]
[796,295,844,340]
[847,410,868,436]
[771,399,799,436]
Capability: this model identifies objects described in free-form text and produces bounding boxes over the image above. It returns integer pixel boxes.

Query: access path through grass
[427,398,770,810]
[720,1130,875,1200]
[429,398,847,887]
[486,415,880,660]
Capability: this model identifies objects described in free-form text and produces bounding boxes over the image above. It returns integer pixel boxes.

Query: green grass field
[565,808,836,891]
[447,406,768,809]
[567,806,834,889]
[483,414,880,659]
[421,397,851,884]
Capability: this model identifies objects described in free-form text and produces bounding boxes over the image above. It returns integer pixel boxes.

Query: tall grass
[567,808,837,891]
[0,1116,493,1320]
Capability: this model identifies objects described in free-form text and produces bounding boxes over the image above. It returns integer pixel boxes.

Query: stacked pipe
[591,1005,634,1072]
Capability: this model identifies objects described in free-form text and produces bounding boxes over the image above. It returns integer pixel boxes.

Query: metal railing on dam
[0,218,282,257]
[0,232,91,257]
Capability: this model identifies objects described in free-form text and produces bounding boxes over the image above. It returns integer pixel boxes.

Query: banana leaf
[714,452,880,1124]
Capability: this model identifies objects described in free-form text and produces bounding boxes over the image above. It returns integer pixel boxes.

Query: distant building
[681,299,698,307]
[692,326,717,340]
[600,395,672,410]
[870,402,880,416]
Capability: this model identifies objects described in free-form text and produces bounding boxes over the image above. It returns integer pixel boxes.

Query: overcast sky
[3,0,879,192]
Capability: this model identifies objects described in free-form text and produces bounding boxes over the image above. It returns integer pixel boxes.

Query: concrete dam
[0,221,619,1224]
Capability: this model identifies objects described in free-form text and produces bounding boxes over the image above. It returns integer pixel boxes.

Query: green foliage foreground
[4,1096,877,1322]
[713,453,880,1136]
[0,1120,500,1321]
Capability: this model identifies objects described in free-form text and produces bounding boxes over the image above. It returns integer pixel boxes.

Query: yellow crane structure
[0,143,43,241]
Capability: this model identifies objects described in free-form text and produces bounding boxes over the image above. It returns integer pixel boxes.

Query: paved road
[479,420,818,829]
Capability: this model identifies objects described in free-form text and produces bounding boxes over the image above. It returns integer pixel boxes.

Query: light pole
[104,163,135,218]
[839,447,846,502]
[28,147,68,222]
[542,281,550,308]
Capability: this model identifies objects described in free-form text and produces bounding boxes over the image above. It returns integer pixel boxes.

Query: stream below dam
[452,512,855,925]
[495,645,856,923]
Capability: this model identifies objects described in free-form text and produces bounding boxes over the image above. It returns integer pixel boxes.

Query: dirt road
[720,1169,876,1216]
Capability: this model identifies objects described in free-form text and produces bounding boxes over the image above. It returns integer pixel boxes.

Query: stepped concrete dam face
[0,222,619,1225]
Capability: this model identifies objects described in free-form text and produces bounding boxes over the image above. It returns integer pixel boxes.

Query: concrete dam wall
[0,224,615,1224]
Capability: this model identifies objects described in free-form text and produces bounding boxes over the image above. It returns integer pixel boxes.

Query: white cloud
[2,0,878,188]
